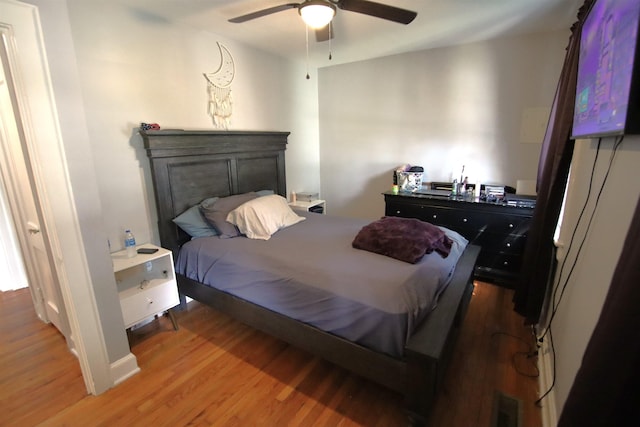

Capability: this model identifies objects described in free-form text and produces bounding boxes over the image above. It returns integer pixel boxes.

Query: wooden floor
[0,282,541,426]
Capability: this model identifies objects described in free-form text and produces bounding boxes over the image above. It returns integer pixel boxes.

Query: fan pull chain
[305,25,310,79]
[329,24,332,60]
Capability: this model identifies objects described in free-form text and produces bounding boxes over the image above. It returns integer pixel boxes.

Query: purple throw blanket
[352,216,453,264]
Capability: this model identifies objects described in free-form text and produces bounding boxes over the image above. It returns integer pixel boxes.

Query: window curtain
[558,195,640,426]
[513,0,593,324]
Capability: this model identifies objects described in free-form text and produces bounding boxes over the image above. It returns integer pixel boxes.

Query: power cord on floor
[491,331,540,379]
[535,327,555,406]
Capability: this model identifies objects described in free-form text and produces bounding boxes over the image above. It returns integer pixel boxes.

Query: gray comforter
[175,212,468,358]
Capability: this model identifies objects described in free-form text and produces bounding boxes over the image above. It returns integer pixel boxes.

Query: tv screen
[571,0,640,139]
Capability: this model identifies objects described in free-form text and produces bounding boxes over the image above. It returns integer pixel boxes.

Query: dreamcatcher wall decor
[203,42,235,129]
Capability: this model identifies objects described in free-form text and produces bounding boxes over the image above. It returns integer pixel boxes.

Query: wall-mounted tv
[571,0,640,139]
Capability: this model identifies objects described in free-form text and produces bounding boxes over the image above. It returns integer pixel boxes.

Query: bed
[142,129,480,425]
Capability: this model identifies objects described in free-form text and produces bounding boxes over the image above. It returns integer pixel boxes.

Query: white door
[25,219,71,338]
[0,28,71,342]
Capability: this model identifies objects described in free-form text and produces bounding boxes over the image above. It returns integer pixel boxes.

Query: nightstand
[289,199,326,214]
[111,244,179,330]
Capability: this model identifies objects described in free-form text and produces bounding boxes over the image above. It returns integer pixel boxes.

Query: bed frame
[142,129,480,425]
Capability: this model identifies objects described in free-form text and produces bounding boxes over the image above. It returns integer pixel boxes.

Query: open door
[0,27,72,346]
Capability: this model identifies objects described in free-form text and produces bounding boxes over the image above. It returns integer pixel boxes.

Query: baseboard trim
[538,339,558,427]
[110,352,140,386]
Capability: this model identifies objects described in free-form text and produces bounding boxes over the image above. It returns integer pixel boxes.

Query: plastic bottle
[124,229,136,258]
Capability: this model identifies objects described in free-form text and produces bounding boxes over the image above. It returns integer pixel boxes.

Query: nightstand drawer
[119,279,179,328]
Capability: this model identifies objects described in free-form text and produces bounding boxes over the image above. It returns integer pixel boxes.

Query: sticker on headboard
[203,42,235,130]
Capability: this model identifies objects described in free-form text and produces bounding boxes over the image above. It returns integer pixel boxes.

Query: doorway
[0,27,72,343]
[0,173,27,292]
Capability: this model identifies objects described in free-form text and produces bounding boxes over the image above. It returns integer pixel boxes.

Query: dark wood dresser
[384,192,534,288]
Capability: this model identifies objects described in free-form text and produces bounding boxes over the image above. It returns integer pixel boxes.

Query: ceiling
[119,0,582,67]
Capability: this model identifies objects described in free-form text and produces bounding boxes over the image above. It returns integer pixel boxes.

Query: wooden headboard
[141,130,289,254]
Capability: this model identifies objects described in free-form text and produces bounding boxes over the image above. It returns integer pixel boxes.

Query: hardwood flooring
[0,282,541,426]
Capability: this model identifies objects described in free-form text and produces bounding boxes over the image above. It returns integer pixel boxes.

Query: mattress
[175,212,468,357]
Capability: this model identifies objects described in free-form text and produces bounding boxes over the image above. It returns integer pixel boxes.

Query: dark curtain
[513,0,594,324]
[558,195,640,426]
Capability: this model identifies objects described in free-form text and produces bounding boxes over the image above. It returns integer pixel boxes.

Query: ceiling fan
[229,0,417,41]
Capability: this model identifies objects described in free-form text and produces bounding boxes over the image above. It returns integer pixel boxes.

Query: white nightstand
[111,244,179,330]
[289,199,326,214]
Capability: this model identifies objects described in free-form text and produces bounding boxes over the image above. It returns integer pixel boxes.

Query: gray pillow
[199,196,219,210]
[201,192,258,238]
[172,199,219,238]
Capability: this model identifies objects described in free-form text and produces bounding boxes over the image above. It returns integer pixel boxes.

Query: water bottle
[124,229,136,258]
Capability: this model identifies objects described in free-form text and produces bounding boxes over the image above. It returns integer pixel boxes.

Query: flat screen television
[571,0,640,139]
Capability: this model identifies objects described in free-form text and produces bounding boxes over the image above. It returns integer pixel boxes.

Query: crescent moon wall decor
[203,42,235,129]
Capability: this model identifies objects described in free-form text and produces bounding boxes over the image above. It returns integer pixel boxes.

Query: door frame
[0,0,114,395]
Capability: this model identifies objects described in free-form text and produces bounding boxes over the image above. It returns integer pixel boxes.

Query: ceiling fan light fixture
[299,1,336,29]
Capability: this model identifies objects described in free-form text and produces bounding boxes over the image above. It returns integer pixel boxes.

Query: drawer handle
[509,223,514,228]
[462,218,467,222]
[432,214,437,219]
[146,297,154,305]
[503,261,509,266]
[396,210,401,214]
[506,243,511,248]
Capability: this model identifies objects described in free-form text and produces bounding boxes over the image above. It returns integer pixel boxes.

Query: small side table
[289,199,326,214]
[111,244,179,330]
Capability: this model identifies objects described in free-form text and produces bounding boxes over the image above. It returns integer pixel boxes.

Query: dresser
[384,192,534,288]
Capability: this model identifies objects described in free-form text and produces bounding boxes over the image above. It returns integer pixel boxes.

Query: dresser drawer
[387,201,529,232]
[119,279,179,328]
[473,232,528,254]
[485,215,531,235]
[386,202,450,223]
[386,203,476,240]
[477,251,523,273]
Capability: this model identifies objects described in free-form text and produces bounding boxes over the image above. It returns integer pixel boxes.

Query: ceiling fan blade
[228,3,300,23]
[337,0,417,24]
[315,22,334,42]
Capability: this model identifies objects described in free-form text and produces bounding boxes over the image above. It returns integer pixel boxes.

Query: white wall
[547,135,640,421]
[318,30,568,219]
[63,0,320,251]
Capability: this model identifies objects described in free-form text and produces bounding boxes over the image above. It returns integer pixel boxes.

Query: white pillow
[226,194,305,240]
